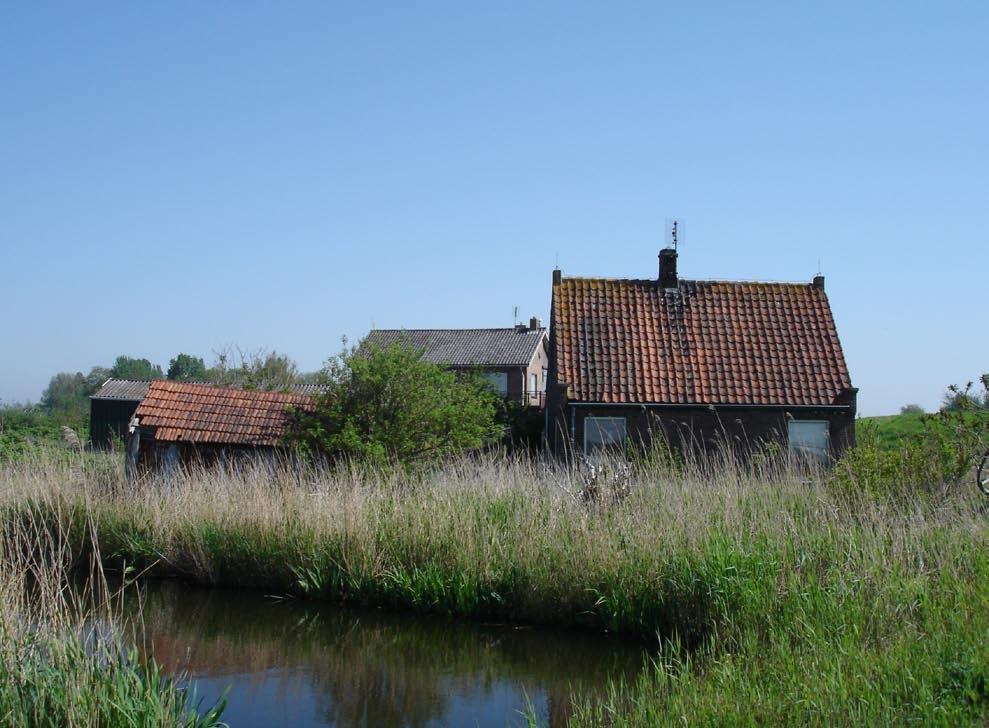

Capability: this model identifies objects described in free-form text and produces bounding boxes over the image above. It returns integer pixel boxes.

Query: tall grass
[0,483,226,727]
[2,449,988,724]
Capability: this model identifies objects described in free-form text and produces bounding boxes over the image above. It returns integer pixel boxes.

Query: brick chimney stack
[659,248,678,289]
[529,316,541,330]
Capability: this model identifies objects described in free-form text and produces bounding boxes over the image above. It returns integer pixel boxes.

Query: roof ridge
[369,327,546,333]
[558,276,818,287]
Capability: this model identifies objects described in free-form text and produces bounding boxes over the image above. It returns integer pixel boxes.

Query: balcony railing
[519,391,546,408]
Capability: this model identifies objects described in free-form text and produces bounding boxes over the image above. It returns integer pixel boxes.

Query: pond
[118,581,650,727]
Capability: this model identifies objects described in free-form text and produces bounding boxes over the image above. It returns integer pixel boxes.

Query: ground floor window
[584,416,627,454]
[788,420,830,462]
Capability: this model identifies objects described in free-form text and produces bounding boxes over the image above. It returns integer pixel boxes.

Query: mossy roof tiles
[134,380,313,446]
[552,277,852,406]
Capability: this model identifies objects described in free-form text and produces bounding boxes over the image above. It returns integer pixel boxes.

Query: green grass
[0,484,227,727]
[0,632,227,728]
[0,405,88,463]
[857,412,928,450]
[3,451,989,725]
[858,409,989,452]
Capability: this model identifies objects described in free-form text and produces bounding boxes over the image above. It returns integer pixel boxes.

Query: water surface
[122,581,648,727]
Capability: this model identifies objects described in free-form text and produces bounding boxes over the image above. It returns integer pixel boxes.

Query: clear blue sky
[1,2,986,415]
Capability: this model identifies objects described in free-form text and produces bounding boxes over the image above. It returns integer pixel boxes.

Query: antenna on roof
[513,305,518,326]
[816,258,822,276]
[664,218,684,251]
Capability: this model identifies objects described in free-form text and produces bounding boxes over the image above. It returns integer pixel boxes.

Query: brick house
[361,322,549,408]
[546,249,857,462]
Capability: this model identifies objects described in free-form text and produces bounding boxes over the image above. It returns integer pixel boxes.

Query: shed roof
[552,277,852,406]
[91,379,151,401]
[361,328,546,368]
[133,380,313,446]
[91,378,323,402]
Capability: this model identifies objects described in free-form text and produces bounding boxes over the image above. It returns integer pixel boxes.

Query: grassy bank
[856,411,928,450]
[0,499,226,727]
[2,451,989,724]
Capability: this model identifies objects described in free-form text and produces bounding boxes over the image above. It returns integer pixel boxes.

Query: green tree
[940,377,989,412]
[287,343,501,466]
[38,365,110,429]
[167,353,207,382]
[110,356,163,381]
[203,348,306,390]
[899,404,925,415]
[40,372,89,415]
[242,351,300,390]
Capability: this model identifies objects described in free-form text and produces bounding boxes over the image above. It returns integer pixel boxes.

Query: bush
[0,406,77,462]
[287,343,502,466]
[835,379,989,497]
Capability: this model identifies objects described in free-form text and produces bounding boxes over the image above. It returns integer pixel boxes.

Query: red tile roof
[134,381,313,446]
[552,277,852,406]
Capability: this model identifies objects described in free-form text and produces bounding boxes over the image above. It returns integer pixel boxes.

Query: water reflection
[119,581,647,727]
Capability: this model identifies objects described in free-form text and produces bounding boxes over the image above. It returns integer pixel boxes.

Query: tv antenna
[664,218,684,251]
[513,305,518,326]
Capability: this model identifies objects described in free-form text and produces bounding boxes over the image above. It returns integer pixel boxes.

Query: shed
[128,380,314,473]
[89,379,150,449]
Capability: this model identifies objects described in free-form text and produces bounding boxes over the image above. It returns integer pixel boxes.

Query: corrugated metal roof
[134,381,314,446]
[91,379,151,401]
[552,277,853,406]
[91,378,323,402]
[361,328,547,368]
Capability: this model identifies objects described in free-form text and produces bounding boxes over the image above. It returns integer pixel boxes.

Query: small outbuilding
[128,380,314,474]
[546,248,857,462]
[89,379,150,450]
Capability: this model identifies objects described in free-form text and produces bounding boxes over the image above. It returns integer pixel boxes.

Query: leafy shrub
[287,343,501,466]
[0,406,75,462]
[835,377,989,497]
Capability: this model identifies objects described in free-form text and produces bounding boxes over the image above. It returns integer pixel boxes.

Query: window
[584,416,627,454]
[541,367,548,391]
[788,420,829,462]
[529,373,538,395]
[482,371,508,396]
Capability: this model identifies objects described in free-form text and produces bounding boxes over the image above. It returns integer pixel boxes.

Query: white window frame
[787,419,830,462]
[583,416,627,455]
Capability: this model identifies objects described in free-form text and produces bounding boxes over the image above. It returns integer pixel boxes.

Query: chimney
[529,316,541,330]
[659,248,678,288]
[813,275,825,290]
[552,268,562,285]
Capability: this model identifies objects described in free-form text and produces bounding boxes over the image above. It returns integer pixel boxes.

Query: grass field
[858,408,989,449]
[856,412,928,450]
[1,450,988,725]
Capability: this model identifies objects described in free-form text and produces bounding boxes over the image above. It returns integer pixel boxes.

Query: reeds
[0,484,226,727]
[2,447,988,724]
